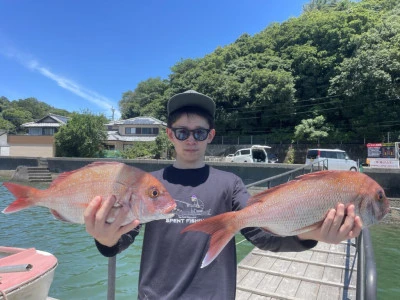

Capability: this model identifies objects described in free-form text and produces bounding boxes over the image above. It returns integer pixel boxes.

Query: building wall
[8,135,55,157]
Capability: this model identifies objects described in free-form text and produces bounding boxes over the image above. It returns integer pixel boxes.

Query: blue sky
[0,0,310,120]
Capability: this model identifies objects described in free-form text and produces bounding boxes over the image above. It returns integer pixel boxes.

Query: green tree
[294,115,331,144]
[119,77,169,119]
[120,142,156,159]
[0,96,10,113]
[55,111,107,157]
[0,118,16,133]
[303,0,341,12]
[154,130,174,159]
[2,108,33,132]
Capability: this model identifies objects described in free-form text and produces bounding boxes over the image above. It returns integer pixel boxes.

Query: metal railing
[356,228,377,300]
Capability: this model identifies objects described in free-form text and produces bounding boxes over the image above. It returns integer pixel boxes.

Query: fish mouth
[163,203,177,217]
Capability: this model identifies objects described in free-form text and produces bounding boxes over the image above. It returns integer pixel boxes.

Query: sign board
[368,158,399,168]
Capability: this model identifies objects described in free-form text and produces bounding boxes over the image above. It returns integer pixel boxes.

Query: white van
[232,145,271,163]
[305,148,358,171]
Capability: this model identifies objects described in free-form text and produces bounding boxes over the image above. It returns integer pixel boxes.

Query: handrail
[356,228,377,300]
[246,159,328,189]
[108,256,117,300]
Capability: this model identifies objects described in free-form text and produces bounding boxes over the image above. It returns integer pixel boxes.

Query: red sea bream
[2,162,176,225]
[182,170,390,268]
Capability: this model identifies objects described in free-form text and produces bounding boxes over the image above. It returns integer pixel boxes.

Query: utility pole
[111,107,115,121]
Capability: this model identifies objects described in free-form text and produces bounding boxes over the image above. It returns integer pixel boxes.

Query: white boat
[0,246,58,300]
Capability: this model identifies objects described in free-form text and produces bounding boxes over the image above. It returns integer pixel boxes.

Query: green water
[0,182,398,299]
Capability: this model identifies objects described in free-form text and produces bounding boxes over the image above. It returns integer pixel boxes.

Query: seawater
[0,181,398,300]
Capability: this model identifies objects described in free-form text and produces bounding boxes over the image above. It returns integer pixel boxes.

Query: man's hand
[84,194,140,247]
[298,203,363,244]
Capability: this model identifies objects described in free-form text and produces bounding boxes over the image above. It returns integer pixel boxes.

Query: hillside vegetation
[119,0,400,144]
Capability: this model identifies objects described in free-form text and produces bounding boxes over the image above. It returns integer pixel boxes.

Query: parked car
[305,148,358,171]
[231,145,271,163]
[224,154,234,162]
[268,153,279,163]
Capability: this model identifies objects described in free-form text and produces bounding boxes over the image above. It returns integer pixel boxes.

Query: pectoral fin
[290,220,324,236]
[50,209,73,223]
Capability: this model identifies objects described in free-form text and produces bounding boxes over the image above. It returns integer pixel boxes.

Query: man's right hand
[84,195,140,247]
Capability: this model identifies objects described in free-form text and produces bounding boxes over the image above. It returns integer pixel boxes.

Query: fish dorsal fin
[246,170,337,206]
[246,185,284,206]
[50,161,122,187]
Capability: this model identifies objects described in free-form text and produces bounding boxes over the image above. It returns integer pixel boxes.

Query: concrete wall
[1,156,399,197]
[0,156,40,169]
[7,135,55,157]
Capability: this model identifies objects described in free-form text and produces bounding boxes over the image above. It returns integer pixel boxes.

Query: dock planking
[236,239,357,300]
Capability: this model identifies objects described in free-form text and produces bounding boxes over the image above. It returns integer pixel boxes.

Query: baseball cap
[167,90,216,118]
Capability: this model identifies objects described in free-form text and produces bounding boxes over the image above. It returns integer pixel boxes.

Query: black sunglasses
[171,128,211,141]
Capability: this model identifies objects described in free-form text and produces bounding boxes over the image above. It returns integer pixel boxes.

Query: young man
[84,90,362,299]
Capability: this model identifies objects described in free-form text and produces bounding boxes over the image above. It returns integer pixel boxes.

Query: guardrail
[356,228,377,300]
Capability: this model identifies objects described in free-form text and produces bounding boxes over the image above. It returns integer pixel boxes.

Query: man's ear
[207,129,216,143]
[166,128,174,142]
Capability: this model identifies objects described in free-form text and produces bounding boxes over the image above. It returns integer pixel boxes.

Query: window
[125,127,136,134]
[141,127,159,135]
[325,151,338,159]
[29,128,42,135]
[125,127,159,135]
[42,128,55,136]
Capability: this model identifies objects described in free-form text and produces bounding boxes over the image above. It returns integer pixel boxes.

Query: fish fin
[261,227,282,236]
[181,212,238,268]
[2,182,39,213]
[247,171,339,206]
[50,161,123,187]
[247,187,280,206]
[290,220,324,236]
[50,209,74,223]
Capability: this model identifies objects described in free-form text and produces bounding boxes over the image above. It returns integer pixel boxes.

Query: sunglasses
[171,128,211,141]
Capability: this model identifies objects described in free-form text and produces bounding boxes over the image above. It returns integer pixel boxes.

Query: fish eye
[377,190,384,201]
[148,188,160,198]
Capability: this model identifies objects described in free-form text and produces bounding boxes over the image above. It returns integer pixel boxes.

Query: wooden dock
[236,239,357,300]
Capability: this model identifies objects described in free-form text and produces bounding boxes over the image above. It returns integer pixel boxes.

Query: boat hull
[0,246,58,300]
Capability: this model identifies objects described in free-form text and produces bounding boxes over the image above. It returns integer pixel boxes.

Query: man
[84,90,362,299]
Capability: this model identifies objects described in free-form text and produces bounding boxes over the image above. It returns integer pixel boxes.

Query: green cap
[167,90,215,118]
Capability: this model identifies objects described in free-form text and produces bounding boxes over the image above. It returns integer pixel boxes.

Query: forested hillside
[0,96,72,134]
[119,0,400,144]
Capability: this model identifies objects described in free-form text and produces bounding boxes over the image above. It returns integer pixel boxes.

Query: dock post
[108,256,117,300]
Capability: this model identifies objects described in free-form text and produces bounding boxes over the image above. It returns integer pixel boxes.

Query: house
[21,113,69,136]
[7,113,69,157]
[105,116,166,151]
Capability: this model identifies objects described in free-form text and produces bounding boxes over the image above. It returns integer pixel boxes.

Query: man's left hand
[297,203,363,244]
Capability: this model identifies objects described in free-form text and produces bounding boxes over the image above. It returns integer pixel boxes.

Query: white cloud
[0,41,121,119]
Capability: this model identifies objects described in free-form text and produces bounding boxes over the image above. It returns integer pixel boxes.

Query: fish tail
[181,211,239,268]
[2,182,39,214]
